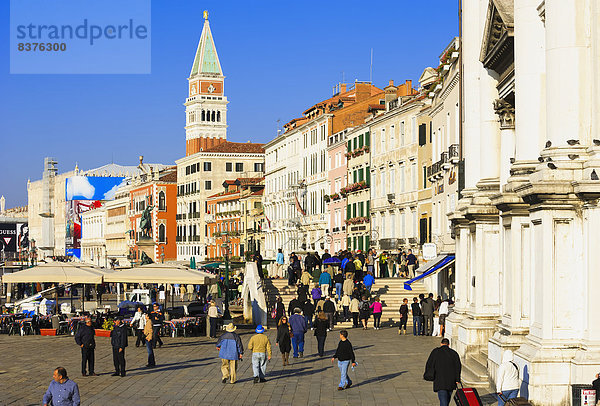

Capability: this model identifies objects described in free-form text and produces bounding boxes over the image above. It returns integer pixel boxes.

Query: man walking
[42,367,80,406]
[422,293,435,336]
[406,249,417,278]
[149,302,164,348]
[275,248,285,278]
[289,307,308,358]
[74,317,96,377]
[424,338,461,406]
[247,324,272,383]
[331,330,356,390]
[323,296,336,331]
[398,298,409,335]
[216,323,244,384]
[110,317,128,377]
[319,269,332,298]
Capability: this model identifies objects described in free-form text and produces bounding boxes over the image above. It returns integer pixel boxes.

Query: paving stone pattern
[0,328,495,405]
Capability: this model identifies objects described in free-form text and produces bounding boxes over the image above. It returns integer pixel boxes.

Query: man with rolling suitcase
[424,338,462,406]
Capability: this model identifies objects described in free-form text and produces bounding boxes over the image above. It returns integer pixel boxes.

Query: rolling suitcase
[498,392,532,405]
[454,383,483,406]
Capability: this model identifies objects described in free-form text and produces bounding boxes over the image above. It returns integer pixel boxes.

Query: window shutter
[419,124,426,146]
[366,166,370,186]
[365,131,370,146]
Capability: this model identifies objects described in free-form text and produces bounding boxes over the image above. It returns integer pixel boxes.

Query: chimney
[0,195,5,213]
[389,79,394,87]
[340,83,347,93]
[354,82,371,102]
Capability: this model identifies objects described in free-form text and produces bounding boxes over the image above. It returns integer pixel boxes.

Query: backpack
[360,301,370,313]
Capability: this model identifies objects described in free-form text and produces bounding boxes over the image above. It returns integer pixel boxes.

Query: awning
[404,254,455,290]
[103,263,218,284]
[1,262,112,284]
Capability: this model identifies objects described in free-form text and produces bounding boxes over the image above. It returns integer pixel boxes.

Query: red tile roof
[203,141,264,154]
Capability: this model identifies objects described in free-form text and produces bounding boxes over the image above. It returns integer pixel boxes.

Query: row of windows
[184,162,264,176]
[303,150,326,177]
[347,131,371,152]
[372,163,418,197]
[346,201,370,219]
[267,171,300,194]
[187,109,222,123]
[303,124,327,148]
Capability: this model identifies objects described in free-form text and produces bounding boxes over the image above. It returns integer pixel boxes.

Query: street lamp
[220,237,231,320]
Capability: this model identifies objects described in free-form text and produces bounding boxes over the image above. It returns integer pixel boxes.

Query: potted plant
[95,319,114,337]
[324,195,331,202]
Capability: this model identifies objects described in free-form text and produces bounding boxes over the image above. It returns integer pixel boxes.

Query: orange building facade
[205,181,242,260]
[128,168,177,263]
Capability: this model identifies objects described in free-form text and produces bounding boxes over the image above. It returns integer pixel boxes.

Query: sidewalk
[0,327,495,405]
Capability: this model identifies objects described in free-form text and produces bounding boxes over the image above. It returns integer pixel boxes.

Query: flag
[295,195,306,216]
[265,215,271,229]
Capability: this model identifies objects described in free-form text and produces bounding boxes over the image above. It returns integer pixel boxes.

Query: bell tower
[185,11,228,156]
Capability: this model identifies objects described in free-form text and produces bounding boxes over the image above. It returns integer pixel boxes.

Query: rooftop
[203,141,265,154]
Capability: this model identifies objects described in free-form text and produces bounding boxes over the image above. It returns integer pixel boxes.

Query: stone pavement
[0,327,496,405]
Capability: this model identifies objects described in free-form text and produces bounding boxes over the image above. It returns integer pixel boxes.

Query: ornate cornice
[493,99,515,129]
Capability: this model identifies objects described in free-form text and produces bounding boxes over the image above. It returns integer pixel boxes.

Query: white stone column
[461,0,484,190]
[514,0,546,161]
[545,0,592,146]
[479,72,500,181]
[494,100,516,187]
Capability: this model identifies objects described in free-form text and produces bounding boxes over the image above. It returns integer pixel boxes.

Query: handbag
[270,307,277,319]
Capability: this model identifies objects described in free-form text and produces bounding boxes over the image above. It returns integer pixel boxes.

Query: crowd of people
[216,321,357,390]
[269,248,420,280]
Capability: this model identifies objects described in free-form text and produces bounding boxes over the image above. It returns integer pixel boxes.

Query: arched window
[201,110,205,121]
[211,111,216,122]
[158,191,166,211]
[217,111,221,122]
[158,224,166,243]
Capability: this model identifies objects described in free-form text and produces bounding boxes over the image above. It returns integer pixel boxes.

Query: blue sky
[0,1,458,208]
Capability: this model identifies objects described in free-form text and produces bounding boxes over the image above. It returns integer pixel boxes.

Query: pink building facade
[326,129,349,253]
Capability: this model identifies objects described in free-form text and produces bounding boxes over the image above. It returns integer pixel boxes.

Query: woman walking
[378,252,389,278]
[359,296,371,330]
[370,297,383,330]
[143,313,156,367]
[275,316,292,366]
[131,306,146,347]
[350,296,360,328]
[313,311,328,357]
[275,297,286,325]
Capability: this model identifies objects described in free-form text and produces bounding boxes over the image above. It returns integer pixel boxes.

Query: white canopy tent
[1,261,114,312]
[2,262,112,284]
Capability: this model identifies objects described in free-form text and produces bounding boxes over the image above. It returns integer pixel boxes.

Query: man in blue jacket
[216,323,244,384]
[289,307,308,358]
[319,270,332,298]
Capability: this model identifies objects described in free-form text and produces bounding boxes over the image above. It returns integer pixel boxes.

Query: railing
[176,214,187,220]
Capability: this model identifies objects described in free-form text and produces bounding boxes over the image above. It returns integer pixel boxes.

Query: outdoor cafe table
[67,316,86,333]
[167,317,203,337]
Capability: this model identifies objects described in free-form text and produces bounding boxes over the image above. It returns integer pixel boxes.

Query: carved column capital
[493,99,515,129]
